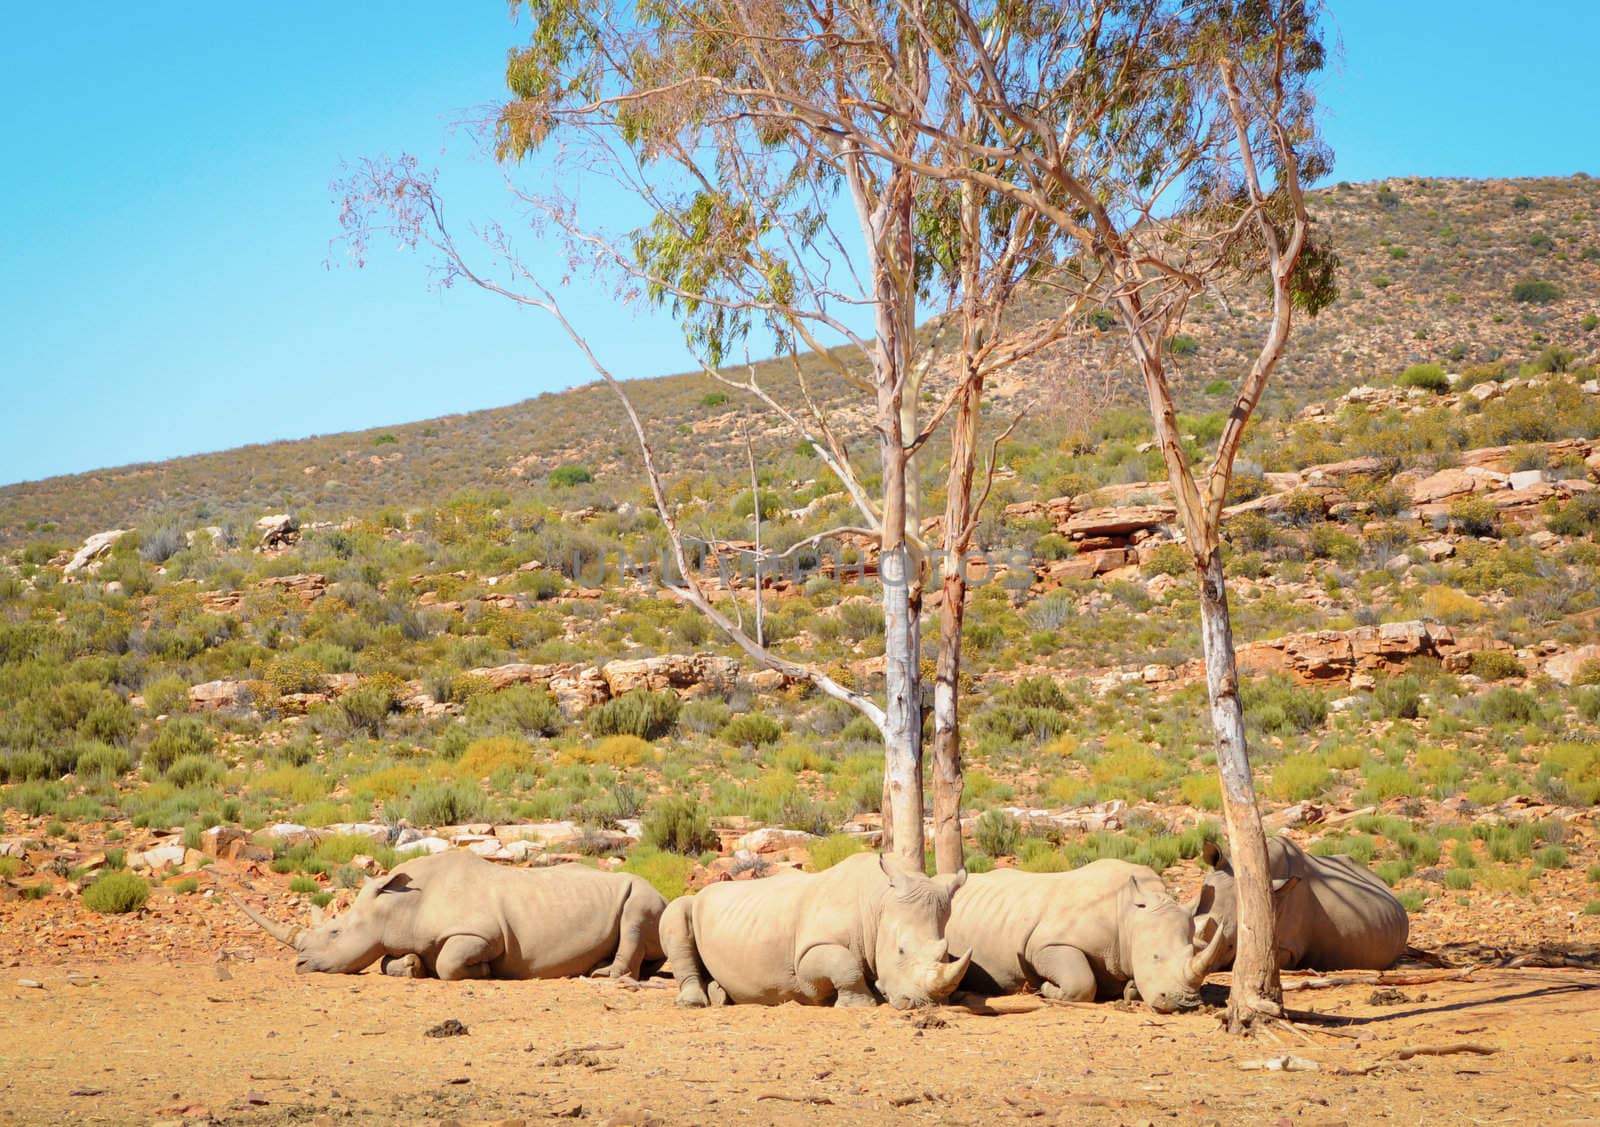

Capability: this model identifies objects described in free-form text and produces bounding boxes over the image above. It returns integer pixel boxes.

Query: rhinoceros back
[1273,839,1409,970]
[948,862,1145,993]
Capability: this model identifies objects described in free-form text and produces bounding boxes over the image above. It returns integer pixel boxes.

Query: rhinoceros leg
[796,943,874,1007]
[434,934,500,981]
[659,899,711,1007]
[1030,945,1097,1002]
[603,887,663,981]
[381,953,427,979]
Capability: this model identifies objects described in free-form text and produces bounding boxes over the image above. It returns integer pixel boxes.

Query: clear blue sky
[2,3,1596,487]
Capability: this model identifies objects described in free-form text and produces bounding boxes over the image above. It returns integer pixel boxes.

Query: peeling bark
[1198,546,1282,1028]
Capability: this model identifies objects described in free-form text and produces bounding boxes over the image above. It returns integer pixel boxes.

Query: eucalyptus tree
[338,0,1066,864]
[842,0,1339,1028]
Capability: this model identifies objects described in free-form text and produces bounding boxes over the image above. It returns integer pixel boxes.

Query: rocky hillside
[4,174,1597,549]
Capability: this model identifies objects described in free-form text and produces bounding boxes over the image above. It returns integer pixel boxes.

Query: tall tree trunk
[1196,546,1282,1029]
[872,178,923,868]
[931,355,983,873]
[878,431,923,867]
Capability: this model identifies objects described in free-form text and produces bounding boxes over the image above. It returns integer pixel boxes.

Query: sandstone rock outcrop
[1236,620,1460,683]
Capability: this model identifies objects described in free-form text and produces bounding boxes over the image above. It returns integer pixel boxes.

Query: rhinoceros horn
[227,892,304,949]
[1184,915,1224,988]
[930,947,972,997]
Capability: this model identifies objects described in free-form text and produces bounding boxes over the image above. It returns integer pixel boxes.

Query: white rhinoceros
[232,850,667,980]
[945,860,1222,1012]
[1191,837,1409,971]
[660,852,970,1009]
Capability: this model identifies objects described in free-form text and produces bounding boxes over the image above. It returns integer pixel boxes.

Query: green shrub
[720,713,783,748]
[1511,279,1562,304]
[1476,686,1539,725]
[1479,868,1531,894]
[1170,334,1200,357]
[1398,363,1449,393]
[464,685,564,737]
[1587,863,1600,883]
[75,742,132,781]
[807,833,869,872]
[1538,744,1600,804]
[973,809,1021,857]
[1242,676,1328,736]
[166,754,223,789]
[1444,868,1474,890]
[588,690,680,741]
[1270,755,1332,801]
[1447,497,1499,537]
[1282,490,1325,527]
[265,655,327,697]
[406,780,488,827]
[1227,512,1276,552]
[1141,543,1190,578]
[1374,859,1413,887]
[1577,688,1600,724]
[1361,766,1419,802]
[288,875,321,894]
[680,698,732,736]
[340,674,406,738]
[549,465,594,487]
[1179,773,1221,810]
[1469,650,1525,681]
[701,392,728,408]
[641,795,718,855]
[144,718,216,776]
[81,871,150,914]
[620,845,695,900]
[1547,494,1600,538]
[1373,675,1422,720]
[1536,845,1568,869]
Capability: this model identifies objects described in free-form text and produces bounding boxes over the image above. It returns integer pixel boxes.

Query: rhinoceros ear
[369,870,417,897]
[1193,914,1219,948]
[1123,876,1151,910]
[1270,875,1301,898]
[1201,841,1226,870]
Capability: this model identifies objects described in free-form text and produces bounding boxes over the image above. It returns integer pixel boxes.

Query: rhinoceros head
[1118,876,1223,1013]
[870,856,971,1010]
[1189,841,1301,972]
[230,869,415,974]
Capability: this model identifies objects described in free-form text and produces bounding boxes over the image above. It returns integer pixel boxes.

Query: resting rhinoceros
[1191,837,1409,971]
[660,852,970,1009]
[945,860,1222,1013]
[232,850,667,980]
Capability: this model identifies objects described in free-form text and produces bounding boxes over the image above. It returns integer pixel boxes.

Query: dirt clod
[424,1018,469,1039]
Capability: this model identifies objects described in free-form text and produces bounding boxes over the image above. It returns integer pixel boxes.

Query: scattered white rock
[63,530,130,575]
[731,828,820,854]
[128,844,188,871]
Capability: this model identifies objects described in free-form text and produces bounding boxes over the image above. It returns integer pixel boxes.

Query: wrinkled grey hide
[233,850,666,981]
[946,861,1221,1012]
[660,853,969,1010]
[1191,837,1409,972]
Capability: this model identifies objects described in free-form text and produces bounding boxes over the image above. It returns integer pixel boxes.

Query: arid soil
[2,949,1596,1126]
